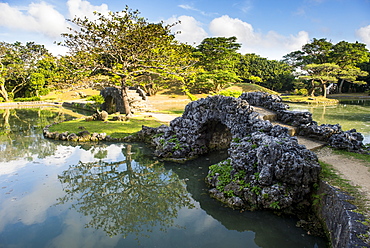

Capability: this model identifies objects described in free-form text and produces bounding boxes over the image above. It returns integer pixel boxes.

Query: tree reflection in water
[56,144,194,238]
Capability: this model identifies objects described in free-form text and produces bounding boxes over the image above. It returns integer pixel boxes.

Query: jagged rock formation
[239,92,366,152]
[206,130,321,211]
[100,87,149,114]
[128,95,322,211]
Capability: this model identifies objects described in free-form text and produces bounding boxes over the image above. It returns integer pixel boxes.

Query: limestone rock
[207,132,321,211]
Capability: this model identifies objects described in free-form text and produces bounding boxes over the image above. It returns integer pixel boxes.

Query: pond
[288,99,370,144]
[0,107,328,247]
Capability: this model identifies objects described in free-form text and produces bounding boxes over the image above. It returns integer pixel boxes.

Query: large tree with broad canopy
[60,7,196,115]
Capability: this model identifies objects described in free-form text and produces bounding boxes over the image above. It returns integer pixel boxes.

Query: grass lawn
[280,95,339,104]
[49,116,166,139]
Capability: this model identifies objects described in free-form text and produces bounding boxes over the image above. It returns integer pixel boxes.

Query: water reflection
[0,108,70,162]
[166,153,327,247]
[0,108,328,247]
[288,100,370,144]
[56,144,194,238]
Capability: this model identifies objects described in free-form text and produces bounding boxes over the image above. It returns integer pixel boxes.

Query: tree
[0,41,51,101]
[57,144,193,238]
[238,53,294,91]
[300,63,339,97]
[60,7,195,115]
[193,37,241,93]
[330,41,369,93]
[284,39,370,94]
[283,38,333,68]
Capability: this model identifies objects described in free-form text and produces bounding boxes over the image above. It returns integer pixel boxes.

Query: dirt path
[315,147,370,205]
[146,96,370,212]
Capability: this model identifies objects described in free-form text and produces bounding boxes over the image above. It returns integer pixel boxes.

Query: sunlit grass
[281,95,339,104]
[48,116,166,138]
[319,161,370,220]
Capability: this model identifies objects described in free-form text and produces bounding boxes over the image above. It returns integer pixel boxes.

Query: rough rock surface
[206,130,321,210]
[239,92,366,152]
[128,95,322,210]
[129,95,272,160]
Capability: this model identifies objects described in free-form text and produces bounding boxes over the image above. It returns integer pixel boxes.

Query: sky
[0,0,369,60]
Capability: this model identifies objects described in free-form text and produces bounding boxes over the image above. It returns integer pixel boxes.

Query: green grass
[332,149,370,167]
[280,95,339,104]
[153,110,184,115]
[49,116,166,139]
[319,160,370,226]
[224,83,278,95]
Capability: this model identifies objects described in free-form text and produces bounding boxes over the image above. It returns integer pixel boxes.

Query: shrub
[14,96,41,102]
[214,89,242,98]
[86,95,105,104]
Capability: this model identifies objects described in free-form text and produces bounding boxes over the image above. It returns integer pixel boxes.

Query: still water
[0,107,328,247]
[288,99,370,144]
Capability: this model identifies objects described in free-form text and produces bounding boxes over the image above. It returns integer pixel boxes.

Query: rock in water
[206,129,321,211]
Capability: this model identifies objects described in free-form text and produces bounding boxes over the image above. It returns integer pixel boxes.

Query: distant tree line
[1,7,369,109]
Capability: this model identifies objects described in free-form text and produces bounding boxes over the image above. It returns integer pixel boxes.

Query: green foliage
[293,88,308,96]
[208,159,233,193]
[238,53,294,91]
[251,186,262,195]
[14,96,41,102]
[300,63,340,97]
[193,37,241,93]
[61,8,197,97]
[284,38,370,94]
[181,86,198,101]
[86,95,105,104]
[0,41,53,101]
[269,201,281,209]
[213,89,242,98]
[28,72,46,97]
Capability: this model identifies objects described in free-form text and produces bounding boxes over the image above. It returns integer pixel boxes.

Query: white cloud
[67,0,109,20]
[178,4,197,11]
[209,15,309,59]
[356,25,370,47]
[166,15,208,45]
[0,2,69,38]
[177,3,216,17]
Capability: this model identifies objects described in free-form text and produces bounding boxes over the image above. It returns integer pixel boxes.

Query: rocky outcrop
[100,87,149,114]
[317,181,369,248]
[128,95,322,211]
[206,130,321,211]
[127,95,271,160]
[239,92,366,152]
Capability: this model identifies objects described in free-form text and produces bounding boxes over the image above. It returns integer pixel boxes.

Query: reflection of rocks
[166,153,327,247]
[129,95,322,212]
[56,144,194,238]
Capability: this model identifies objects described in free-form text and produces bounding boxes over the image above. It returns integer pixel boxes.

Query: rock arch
[100,87,125,114]
[129,95,321,212]
[100,87,149,114]
[198,119,232,151]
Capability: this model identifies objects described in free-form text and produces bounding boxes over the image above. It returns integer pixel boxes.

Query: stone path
[139,109,370,211]
[138,111,326,150]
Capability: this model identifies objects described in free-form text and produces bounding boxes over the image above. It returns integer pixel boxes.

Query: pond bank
[0,101,62,108]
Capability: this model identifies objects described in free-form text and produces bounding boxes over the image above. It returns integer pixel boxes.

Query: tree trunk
[321,83,327,98]
[121,79,131,116]
[338,79,345,94]
[0,84,9,102]
[308,80,315,97]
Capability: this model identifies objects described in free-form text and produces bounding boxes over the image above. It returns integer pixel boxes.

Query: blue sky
[0,0,369,59]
